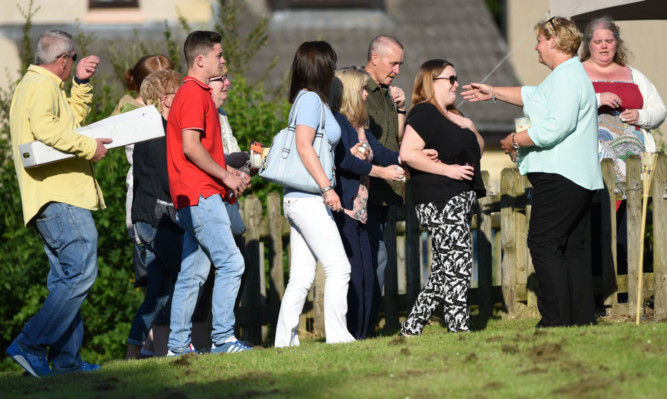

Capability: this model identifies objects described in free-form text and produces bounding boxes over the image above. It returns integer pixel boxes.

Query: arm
[365,129,400,166]
[445,111,485,155]
[296,123,342,211]
[389,86,407,142]
[67,55,100,124]
[461,83,524,107]
[399,125,473,181]
[27,80,99,160]
[182,129,248,194]
[334,113,373,176]
[629,67,667,129]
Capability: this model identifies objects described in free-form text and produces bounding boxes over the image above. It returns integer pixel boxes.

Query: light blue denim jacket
[518,57,603,191]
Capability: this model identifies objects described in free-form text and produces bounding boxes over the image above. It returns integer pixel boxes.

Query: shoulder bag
[258,92,335,194]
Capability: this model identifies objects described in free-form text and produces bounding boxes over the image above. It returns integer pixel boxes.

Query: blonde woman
[330,66,404,339]
[126,69,183,359]
[463,17,603,327]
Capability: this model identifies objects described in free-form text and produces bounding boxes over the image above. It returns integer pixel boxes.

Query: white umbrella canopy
[550,0,667,21]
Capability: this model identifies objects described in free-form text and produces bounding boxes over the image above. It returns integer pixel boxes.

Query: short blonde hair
[140,69,181,110]
[331,66,370,126]
[535,16,582,57]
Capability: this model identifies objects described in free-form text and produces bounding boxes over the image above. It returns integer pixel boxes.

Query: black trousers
[527,173,596,327]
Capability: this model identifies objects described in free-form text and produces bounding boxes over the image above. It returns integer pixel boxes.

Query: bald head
[365,35,404,85]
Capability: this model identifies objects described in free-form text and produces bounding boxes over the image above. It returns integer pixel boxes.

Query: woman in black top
[399,59,485,335]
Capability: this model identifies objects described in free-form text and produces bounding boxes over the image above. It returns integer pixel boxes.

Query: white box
[19,105,164,168]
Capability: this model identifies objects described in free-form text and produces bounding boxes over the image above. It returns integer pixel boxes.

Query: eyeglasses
[210,76,230,84]
[60,53,77,62]
[547,17,557,35]
[434,75,457,85]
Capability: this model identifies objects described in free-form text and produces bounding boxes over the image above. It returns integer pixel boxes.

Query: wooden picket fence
[235,154,667,344]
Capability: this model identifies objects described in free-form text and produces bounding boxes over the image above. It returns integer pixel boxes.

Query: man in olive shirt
[7,30,110,377]
[364,35,406,330]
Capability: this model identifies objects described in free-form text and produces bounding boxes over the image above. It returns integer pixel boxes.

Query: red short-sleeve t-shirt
[167,77,228,209]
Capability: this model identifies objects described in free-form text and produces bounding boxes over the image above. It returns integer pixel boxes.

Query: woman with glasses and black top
[399,59,485,336]
[462,17,603,327]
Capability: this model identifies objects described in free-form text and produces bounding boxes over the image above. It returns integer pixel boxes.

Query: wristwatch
[511,133,520,149]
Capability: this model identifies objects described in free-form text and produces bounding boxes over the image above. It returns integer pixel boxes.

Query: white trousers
[274,196,355,347]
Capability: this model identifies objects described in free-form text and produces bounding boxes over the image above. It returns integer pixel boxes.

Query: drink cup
[358,142,369,155]
[514,116,530,133]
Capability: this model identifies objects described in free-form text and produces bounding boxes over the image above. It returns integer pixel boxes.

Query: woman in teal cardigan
[462,16,603,327]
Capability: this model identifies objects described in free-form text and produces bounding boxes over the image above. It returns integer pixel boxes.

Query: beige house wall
[507,0,667,134]
[0,0,212,89]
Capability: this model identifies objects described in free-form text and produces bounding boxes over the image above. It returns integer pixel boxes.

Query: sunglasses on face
[60,53,78,62]
[434,75,457,85]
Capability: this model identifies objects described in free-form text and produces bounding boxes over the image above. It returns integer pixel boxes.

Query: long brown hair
[288,41,337,104]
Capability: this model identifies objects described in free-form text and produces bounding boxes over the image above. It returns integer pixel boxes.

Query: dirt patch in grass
[501,344,520,355]
[518,367,547,375]
[551,376,610,397]
[400,347,411,356]
[485,336,503,342]
[388,336,406,346]
[169,353,196,367]
[464,353,478,363]
[484,381,503,390]
[528,342,562,362]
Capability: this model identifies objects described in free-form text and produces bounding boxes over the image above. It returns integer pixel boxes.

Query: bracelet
[512,133,520,149]
[320,185,334,195]
[397,108,406,115]
[491,87,497,104]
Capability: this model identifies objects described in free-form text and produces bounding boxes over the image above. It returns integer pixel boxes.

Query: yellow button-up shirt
[10,65,105,226]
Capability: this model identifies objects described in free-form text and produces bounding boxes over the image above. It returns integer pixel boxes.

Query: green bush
[0,0,288,369]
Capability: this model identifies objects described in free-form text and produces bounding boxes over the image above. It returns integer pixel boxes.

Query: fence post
[652,153,667,321]
[600,159,619,313]
[500,168,519,317]
[266,192,285,333]
[626,156,642,318]
[477,171,494,320]
[242,194,264,343]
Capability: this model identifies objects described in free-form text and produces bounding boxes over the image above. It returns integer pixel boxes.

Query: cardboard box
[19,105,164,168]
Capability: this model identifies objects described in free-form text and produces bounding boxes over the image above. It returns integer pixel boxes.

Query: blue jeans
[169,194,244,353]
[13,203,98,372]
[127,222,183,345]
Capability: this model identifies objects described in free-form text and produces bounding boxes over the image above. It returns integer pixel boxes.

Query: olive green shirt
[365,78,403,205]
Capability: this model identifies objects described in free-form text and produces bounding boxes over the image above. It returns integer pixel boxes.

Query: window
[271,0,382,10]
[89,0,139,8]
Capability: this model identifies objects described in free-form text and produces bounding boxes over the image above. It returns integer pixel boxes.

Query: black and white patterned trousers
[402,190,476,335]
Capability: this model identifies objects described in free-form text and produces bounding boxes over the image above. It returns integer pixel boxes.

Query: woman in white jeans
[274,41,355,347]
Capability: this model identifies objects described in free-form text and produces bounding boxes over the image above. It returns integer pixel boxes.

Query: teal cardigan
[518,57,603,191]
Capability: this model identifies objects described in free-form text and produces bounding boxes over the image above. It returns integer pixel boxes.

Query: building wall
[0,0,212,89]
[507,0,667,133]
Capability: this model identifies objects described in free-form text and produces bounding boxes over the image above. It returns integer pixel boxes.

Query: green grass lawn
[1,318,665,399]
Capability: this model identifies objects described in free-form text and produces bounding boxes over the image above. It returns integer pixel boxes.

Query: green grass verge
[0,318,665,399]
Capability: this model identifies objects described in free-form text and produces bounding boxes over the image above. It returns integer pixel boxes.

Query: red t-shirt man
[166,76,229,209]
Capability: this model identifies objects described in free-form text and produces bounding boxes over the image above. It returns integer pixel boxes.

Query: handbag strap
[282,91,327,158]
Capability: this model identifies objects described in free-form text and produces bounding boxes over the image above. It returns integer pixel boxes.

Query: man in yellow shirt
[7,30,111,377]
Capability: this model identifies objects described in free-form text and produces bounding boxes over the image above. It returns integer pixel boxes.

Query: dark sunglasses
[547,17,557,35]
[60,53,78,62]
[434,75,457,85]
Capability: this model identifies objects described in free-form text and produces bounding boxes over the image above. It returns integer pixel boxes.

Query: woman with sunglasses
[462,17,603,327]
[399,59,485,336]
